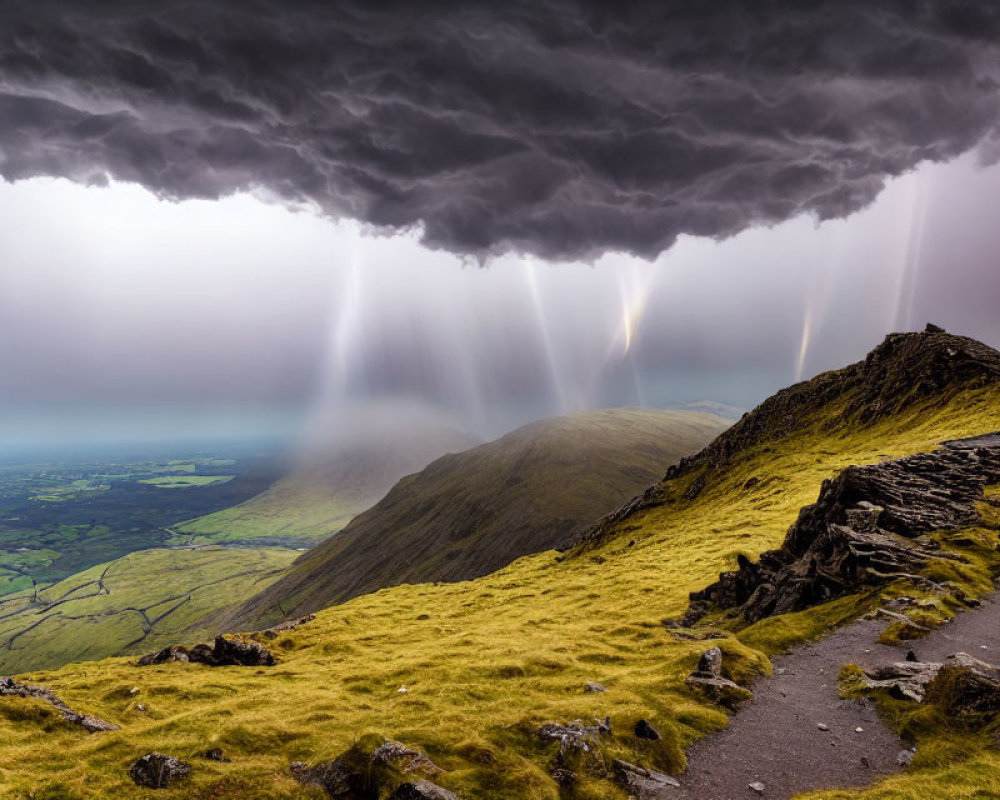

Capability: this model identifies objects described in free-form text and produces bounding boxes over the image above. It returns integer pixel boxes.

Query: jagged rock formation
[682,435,1000,625]
[136,635,274,667]
[577,326,1000,548]
[128,753,191,789]
[0,676,119,733]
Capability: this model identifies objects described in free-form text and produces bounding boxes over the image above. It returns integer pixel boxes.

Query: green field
[139,475,235,489]
[0,375,996,797]
[0,547,297,674]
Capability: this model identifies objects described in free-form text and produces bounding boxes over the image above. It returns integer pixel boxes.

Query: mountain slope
[215,408,729,630]
[171,420,480,547]
[2,330,1000,800]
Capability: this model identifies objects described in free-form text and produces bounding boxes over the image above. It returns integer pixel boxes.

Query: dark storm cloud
[1,1,999,260]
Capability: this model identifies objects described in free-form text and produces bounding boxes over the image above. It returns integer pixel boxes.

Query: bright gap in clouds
[1,153,999,450]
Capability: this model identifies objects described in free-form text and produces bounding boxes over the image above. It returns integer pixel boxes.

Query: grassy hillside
[0,547,296,675]
[1,332,998,799]
[216,408,728,631]
[171,426,480,548]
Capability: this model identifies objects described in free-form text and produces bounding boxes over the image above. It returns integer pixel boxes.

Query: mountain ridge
[210,407,728,631]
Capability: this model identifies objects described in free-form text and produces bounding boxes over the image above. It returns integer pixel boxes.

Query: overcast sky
[1,2,999,449]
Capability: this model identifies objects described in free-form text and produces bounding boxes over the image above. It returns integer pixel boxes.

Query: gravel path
[674,592,1000,799]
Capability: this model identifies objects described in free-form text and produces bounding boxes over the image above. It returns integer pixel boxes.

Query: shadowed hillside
[214,408,729,630]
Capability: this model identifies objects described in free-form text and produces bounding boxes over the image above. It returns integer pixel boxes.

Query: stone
[861,660,941,702]
[685,647,752,709]
[292,738,444,799]
[612,759,680,798]
[202,748,229,762]
[0,676,119,733]
[634,719,661,740]
[925,322,946,334]
[817,723,829,731]
[583,681,607,694]
[252,614,316,641]
[388,780,459,800]
[127,753,191,788]
[749,781,766,795]
[924,653,1000,721]
[897,749,914,767]
[137,635,274,667]
[372,740,443,774]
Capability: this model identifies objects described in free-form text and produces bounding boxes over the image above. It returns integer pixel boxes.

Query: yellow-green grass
[139,475,235,488]
[0,387,997,799]
[171,484,364,546]
[0,547,297,675]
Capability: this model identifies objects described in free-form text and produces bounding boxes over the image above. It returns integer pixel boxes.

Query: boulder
[583,680,607,693]
[863,653,1000,727]
[612,759,679,798]
[388,780,459,800]
[372,740,443,774]
[137,635,274,667]
[127,753,191,789]
[925,653,1000,721]
[292,738,444,799]
[685,647,752,709]
[634,719,661,740]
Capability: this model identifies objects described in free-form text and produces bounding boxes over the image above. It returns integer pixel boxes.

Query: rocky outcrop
[0,676,119,733]
[577,327,1000,549]
[861,652,1000,727]
[127,753,191,788]
[684,647,752,709]
[136,635,275,667]
[682,435,1000,625]
[292,738,445,800]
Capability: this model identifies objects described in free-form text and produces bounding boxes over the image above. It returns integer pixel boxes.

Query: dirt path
[675,592,1000,799]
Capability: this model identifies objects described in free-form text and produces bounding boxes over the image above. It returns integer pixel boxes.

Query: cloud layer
[1,1,999,259]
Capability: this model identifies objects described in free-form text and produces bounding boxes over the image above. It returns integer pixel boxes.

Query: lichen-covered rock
[127,753,191,788]
[137,635,274,667]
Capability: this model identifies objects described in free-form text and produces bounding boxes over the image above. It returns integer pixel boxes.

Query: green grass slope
[0,547,296,674]
[214,408,729,631]
[171,425,480,548]
[0,331,998,800]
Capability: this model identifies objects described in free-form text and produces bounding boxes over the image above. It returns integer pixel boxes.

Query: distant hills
[213,408,728,630]
[172,416,480,547]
